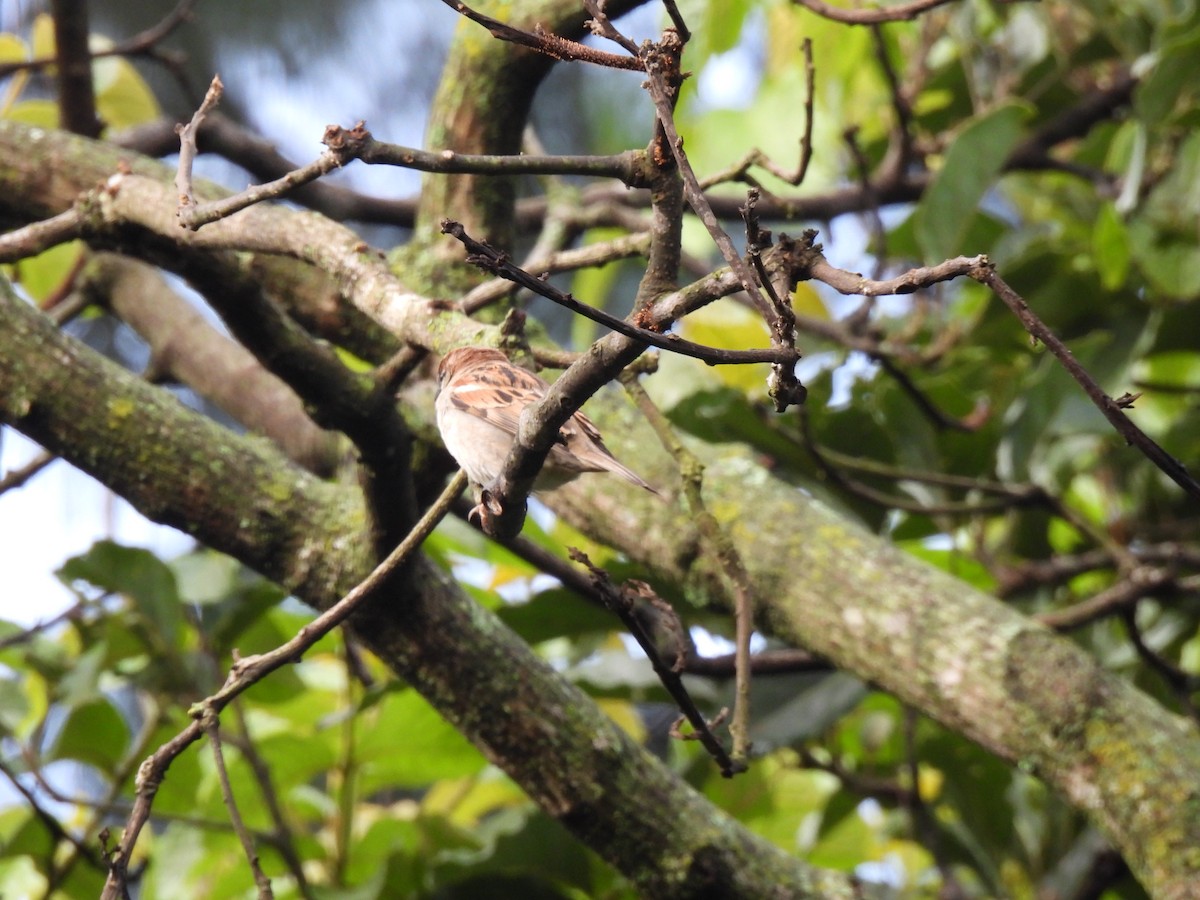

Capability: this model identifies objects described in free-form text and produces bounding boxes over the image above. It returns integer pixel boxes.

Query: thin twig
[971,262,1200,503]
[360,136,645,181]
[439,0,643,70]
[622,376,756,765]
[874,355,982,432]
[0,209,83,263]
[99,471,467,900]
[175,75,224,215]
[683,649,831,676]
[701,38,817,190]
[792,0,960,25]
[810,242,988,295]
[199,710,274,899]
[459,231,652,314]
[1122,610,1200,722]
[799,408,1031,515]
[226,703,315,898]
[177,102,371,230]
[1036,567,1176,631]
[442,220,799,366]
[0,756,108,871]
[0,0,199,80]
[0,450,57,495]
[568,548,746,777]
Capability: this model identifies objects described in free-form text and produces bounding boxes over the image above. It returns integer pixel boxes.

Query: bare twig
[439,0,643,70]
[1122,608,1200,721]
[1036,567,1176,631]
[115,113,415,225]
[0,756,108,871]
[997,544,1200,598]
[0,0,198,80]
[792,0,960,25]
[459,231,652,314]
[683,649,831,676]
[741,191,807,411]
[0,450,57,495]
[175,75,224,215]
[701,39,816,189]
[199,710,274,899]
[874,355,982,432]
[581,0,641,54]
[360,134,646,182]
[0,209,83,263]
[810,242,988,295]
[568,548,746,777]
[176,88,371,230]
[971,262,1200,503]
[842,126,887,267]
[622,376,756,765]
[799,411,1040,515]
[226,703,315,898]
[442,220,799,366]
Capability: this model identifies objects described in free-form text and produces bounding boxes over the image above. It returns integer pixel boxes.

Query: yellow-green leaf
[1092,202,1131,290]
[30,13,55,61]
[4,98,59,129]
[94,54,160,130]
[5,240,82,301]
[0,33,29,64]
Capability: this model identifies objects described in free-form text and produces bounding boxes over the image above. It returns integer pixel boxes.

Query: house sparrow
[435,347,658,495]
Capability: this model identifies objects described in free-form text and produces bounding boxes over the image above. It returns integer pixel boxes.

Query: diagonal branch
[99,472,468,900]
[442,220,799,366]
[971,262,1200,503]
[792,0,960,25]
[438,0,643,70]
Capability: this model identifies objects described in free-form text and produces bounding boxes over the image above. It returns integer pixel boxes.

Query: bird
[435,347,658,496]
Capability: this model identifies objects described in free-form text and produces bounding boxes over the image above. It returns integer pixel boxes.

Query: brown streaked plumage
[435,347,657,494]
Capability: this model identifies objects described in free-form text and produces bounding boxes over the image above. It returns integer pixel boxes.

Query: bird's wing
[444,362,549,436]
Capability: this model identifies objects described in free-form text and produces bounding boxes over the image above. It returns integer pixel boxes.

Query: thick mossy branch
[544,416,1200,899]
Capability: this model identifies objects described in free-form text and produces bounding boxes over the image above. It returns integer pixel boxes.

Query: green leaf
[170,550,243,606]
[898,542,998,593]
[1128,219,1200,298]
[4,240,84,303]
[355,687,487,790]
[49,697,130,770]
[93,51,161,131]
[1092,202,1131,290]
[0,674,29,736]
[497,589,616,645]
[60,541,183,649]
[1137,351,1200,390]
[1134,29,1200,124]
[914,102,1031,261]
[56,641,109,707]
[434,810,593,897]
[744,672,868,749]
[0,808,54,860]
[701,0,751,57]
